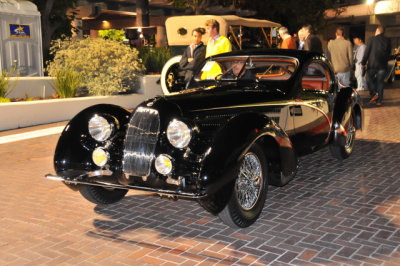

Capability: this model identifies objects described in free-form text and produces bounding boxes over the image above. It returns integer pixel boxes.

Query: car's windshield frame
[192,55,299,87]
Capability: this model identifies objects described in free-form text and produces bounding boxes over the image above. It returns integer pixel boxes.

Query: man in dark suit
[179,28,206,84]
[361,25,391,106]
[301,24,322,54]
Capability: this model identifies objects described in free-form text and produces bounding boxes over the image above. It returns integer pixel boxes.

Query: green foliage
[238,0,341,33]
[0,65,19,98]
[32,0,79,66]
[169,0,195,8]
[138,47,171,74]
[98,29,126,42]
[53,68,82,98]
[47,36,145,96]
[0,97,11,103]
[168,0,212,14]
[32,0,78,32]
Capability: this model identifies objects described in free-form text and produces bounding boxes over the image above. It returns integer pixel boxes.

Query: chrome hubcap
[167,72,174,87]
[236,152,262,210]
[345,116,355,153]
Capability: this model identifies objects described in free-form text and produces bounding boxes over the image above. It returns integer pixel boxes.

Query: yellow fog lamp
[155,154,173,175]
[92,147,109,167]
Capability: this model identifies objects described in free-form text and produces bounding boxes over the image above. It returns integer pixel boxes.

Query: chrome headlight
[166,119,191,149]
[88,114,114,142]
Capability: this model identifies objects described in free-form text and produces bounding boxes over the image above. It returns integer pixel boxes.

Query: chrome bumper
[45,173,206,199]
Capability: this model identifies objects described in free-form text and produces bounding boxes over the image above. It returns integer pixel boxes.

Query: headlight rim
[166,119,193,149]
[88,114,115,142]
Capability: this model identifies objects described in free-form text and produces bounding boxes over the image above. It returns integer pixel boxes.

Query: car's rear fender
[54,104,131,175]
[355,105,363,130]
[200,112,297,196]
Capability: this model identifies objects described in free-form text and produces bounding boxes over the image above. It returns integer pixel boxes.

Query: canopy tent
[0,0,43,76]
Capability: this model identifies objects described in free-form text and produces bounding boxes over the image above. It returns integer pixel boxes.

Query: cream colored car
[161,15,281,95]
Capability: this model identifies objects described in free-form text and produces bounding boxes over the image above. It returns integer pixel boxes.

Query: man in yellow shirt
[202,19,232,79]
[205,19,232,58]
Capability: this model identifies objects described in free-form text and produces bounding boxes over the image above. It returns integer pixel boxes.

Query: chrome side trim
[88,170,113,177]
[44,174,205,199]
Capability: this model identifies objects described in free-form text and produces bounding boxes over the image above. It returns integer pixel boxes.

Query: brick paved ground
[0,81,400,265]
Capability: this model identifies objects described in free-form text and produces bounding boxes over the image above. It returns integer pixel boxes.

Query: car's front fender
[54,104,131,175]
[198,112,297,204]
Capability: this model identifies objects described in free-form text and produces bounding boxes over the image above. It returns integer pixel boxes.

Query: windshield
[193,56,298,83]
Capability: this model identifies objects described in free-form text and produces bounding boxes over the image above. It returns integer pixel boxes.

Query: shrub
[53,68,82,98]
[0,97,11,103]
[98,29,125,42]
[0,65,19,98]
[47,36,145,96]
[138,47,171,74]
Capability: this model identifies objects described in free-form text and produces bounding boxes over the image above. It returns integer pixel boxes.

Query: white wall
[6,77,56,98]
[0,75,163,131]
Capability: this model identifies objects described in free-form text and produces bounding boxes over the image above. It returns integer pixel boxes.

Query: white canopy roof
[212,15,281,28]
[0,0,39,15]
[166,15,281,46]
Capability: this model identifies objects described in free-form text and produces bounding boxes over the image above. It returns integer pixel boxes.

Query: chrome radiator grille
[122,107,160,177]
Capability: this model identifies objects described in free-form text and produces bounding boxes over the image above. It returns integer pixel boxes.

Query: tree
[237,0,342,34]
[136,0,150,26]
[169,0,217,14]
[32,0,78,66]
[169,0,342,33]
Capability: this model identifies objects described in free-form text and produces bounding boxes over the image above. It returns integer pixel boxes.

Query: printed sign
[9,24,31,38]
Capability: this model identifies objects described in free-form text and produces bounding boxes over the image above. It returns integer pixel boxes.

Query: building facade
[326,0,400,52]
[72,0,186,47]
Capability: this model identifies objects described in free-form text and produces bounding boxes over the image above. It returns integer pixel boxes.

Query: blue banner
[9,24,31,38]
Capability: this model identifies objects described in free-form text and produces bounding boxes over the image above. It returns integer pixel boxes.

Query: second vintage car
[46,49,363,228]
[160,15,281,94]
[386,50,400,83]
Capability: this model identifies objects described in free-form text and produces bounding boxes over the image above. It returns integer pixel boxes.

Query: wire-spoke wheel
[344,115,355,154]
[236,153,262,210]
[330,113,356,160]
[218,143,268,228]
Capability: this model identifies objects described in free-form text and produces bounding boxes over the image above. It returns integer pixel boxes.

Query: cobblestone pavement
[1,82,400,265]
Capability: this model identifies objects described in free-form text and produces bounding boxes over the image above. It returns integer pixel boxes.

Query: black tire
[218,143,268,228]
[197,181,234,215]
[79,185,128,204]
[330,113,356,160]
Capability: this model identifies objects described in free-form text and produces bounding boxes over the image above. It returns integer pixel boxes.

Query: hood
[157,85,290,115]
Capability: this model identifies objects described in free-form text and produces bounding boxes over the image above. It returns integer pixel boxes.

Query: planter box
[6,77,56,99]
[0,75,162,131]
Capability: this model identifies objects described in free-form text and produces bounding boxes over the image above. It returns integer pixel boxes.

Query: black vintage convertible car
[46,49,363,228]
